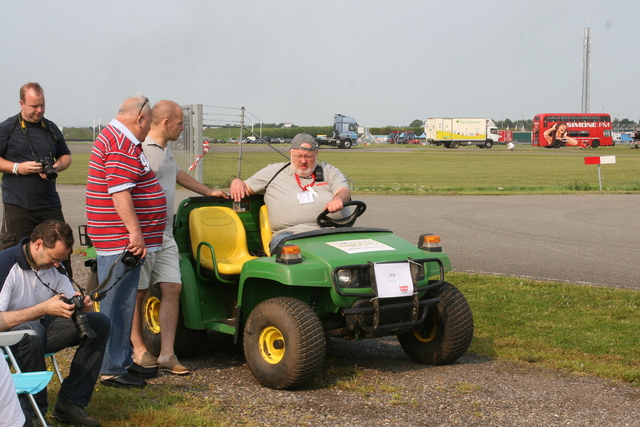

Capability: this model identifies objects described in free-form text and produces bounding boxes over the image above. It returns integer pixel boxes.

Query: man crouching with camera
[0,220,110,427]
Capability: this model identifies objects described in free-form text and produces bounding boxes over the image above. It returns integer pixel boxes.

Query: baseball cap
[290,133,318,151]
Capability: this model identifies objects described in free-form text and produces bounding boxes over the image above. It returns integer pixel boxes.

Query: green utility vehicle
[135,196,473,390]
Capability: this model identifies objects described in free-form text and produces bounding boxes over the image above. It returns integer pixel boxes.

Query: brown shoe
[132,351,158,368]
[158,355,190,375]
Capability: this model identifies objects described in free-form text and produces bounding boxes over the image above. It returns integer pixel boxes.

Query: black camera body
[121,251,142,269]
[60,295,96,340]
[39,157,58,181]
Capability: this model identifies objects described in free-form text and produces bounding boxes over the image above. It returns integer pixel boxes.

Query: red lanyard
[295,173,315,191]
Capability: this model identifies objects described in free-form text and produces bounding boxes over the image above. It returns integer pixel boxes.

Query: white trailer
[425,118,500,149]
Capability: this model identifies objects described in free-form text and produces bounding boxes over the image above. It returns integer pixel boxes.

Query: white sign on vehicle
[374,262,413,298]
[326,239,394,254]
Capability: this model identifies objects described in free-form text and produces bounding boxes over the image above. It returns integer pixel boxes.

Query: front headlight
[336,269,353,287]
[333,265,371,289]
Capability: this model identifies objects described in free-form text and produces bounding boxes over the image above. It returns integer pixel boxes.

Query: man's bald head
[117,93,150,118]
[115,93,152,142]
[151,100,182,125]
[148,100,184,145]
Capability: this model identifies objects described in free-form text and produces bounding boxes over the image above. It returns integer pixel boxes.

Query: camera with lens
[39,157,58,181]
[121,251,142,269]
[59,295,96,340]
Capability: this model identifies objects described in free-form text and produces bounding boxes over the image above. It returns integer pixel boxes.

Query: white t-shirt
[0,264,75,312]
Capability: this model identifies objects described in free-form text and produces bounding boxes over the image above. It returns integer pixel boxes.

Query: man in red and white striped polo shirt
[86,93,167,389]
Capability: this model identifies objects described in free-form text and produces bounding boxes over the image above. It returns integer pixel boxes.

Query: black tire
[243,297,326,390]
[450,141,460,149]
[592,140,600,148]
[552,140,561,148]
[342,139,352,149]
[484,140,493,149]
[398,282,473,365]
[142,282,206,358]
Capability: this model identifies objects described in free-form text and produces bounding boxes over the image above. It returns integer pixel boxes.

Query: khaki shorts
[138,235,182,290]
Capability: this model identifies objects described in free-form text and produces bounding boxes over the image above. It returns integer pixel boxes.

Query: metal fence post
[238,107,244,178]
[192,104,204,182]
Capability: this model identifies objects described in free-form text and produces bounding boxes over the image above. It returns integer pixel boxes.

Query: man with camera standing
[0,83,72,255]
[0,220,109,427]
[86,94,167,389]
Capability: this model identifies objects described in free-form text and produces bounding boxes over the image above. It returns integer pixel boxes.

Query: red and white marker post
[584,155,616,191]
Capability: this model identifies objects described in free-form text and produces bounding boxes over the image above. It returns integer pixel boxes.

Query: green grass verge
[64,144,640,194]
[450,272,640,384]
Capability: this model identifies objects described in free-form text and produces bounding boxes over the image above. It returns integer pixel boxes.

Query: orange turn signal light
[418,234,442,252]
[276,245,302,264]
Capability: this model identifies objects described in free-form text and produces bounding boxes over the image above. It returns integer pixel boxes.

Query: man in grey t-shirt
[230,133,351,251]
[130,100,228,376]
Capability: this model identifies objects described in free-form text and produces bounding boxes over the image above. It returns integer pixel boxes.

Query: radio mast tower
[581,23,591,113]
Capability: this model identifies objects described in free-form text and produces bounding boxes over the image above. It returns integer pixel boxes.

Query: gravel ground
[70,254,640,426]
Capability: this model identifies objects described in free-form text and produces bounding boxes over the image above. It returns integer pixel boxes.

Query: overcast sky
[1,0,637,128]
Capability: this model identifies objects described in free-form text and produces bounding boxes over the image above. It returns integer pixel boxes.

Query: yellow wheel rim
[413,313,437,343]
[258,326,285,364]
[144,296,161,334]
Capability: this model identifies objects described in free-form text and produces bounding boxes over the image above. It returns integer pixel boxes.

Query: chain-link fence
[170,105,290,188]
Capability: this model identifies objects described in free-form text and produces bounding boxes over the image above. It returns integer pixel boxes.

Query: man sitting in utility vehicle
[230,133,351,252]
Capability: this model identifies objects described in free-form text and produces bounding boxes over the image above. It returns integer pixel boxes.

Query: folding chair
[45,352,64,383]
[1,330,54,427]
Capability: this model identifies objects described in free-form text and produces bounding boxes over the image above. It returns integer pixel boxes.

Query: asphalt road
[355,194,640,290]
[27,187,635,290]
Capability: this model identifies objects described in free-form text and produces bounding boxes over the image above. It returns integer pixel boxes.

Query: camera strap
[24,242,70,298]
[24,241,84,297]
[264,162,324,193]
[17,114,54,162]
[90,249,137,302]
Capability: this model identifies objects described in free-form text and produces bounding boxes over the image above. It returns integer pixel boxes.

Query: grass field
[65,143,640,194]
[323,144,640,194]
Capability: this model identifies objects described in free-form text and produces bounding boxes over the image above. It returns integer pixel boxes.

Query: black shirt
[0,114,71,210]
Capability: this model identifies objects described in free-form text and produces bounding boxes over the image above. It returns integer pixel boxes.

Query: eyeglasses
[138,97,149,116]
[291,154,316,161]
[45,249,69,264]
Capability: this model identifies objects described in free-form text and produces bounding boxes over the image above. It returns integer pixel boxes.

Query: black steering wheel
[316,201,367,228]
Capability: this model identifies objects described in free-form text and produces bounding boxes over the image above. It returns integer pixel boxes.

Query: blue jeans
[11,313,110,413]
[97,253,143,375]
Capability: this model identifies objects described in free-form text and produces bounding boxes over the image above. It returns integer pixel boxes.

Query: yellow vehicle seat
[259,204,273,257]
[189,206,256,277]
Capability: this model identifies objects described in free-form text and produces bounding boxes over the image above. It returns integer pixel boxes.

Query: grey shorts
[138,235,182,290]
